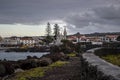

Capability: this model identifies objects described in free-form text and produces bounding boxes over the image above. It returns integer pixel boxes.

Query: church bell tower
[63,26,67,40]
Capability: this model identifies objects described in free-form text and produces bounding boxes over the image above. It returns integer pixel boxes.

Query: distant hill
[68,32,120,37]
[85,32,120,37]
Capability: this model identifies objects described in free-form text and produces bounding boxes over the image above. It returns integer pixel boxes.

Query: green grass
[67,53,76,57]
[49,61,69,67]
[101,54,120,66]
[10,61,68,80]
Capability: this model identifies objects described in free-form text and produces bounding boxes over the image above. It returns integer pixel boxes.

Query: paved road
[83,48,120,80]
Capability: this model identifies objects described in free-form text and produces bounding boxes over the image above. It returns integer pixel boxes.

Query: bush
[94,48,120,57]
[103,42,120,48]
[42,52,69,62]
[50,45,61,54]
[51,52,69,61]
[38,57,52,67]
[20,59,38,70]
[60,45,73,54]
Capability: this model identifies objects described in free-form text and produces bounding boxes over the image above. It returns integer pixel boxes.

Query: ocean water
[0,51,49,61]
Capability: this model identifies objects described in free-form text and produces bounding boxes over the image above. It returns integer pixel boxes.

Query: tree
[46,22,51,36]
[117,35,120,41]
[45,22,53,44]
[53,24,60,40]
[0,36,2,42]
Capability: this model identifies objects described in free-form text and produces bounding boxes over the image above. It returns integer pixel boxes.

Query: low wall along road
[83,48,120,80]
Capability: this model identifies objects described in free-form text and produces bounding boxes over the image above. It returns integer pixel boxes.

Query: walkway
[83,48,120,80]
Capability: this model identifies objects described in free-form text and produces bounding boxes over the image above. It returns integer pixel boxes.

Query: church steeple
[63,26,67,40]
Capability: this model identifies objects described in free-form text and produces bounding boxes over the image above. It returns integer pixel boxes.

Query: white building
[1,36,42,47]
[19,37,36,46]
[2,37,21,46]
[63,26,67,40]
[54,26,67,45]
[104,35,119,42]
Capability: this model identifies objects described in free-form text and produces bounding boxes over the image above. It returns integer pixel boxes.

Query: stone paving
[83,48,120,80]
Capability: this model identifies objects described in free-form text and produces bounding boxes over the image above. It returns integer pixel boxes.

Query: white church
[54,26,67,45]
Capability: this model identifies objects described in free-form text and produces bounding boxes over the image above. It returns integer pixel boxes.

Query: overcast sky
[0,0,120,37]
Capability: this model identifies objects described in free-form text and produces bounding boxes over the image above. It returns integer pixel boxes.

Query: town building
[67,33,119,45]
[104,35,119,42]
[1,36,21,46]
[1,36,44,47]
[67,33,89,43]
[19,37,35,47]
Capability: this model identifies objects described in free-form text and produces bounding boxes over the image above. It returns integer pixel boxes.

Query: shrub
[94,48,120,57]
[42,52,69,62]
[20,59,38,70]
[38,57,52,67]
[50,45,61,54]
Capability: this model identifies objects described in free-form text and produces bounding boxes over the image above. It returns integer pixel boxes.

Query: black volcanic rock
[38,57,52,67]
[20,59,38,70]
[0,62,14,77]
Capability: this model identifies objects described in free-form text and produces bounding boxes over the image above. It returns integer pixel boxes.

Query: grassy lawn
[67,53,76,57]
[10,61,68,80]
[101,54,120,66]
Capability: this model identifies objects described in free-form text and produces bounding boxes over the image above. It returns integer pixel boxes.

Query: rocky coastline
[0,43,117,80]
[0,51,69,78]
[5,46,50,52]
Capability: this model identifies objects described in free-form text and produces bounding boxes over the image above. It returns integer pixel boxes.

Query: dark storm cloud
[0,0,118,24]
[94,5,120,25]
[65,4,120,29]
[0,0,120,34]
[0,0,85,24]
